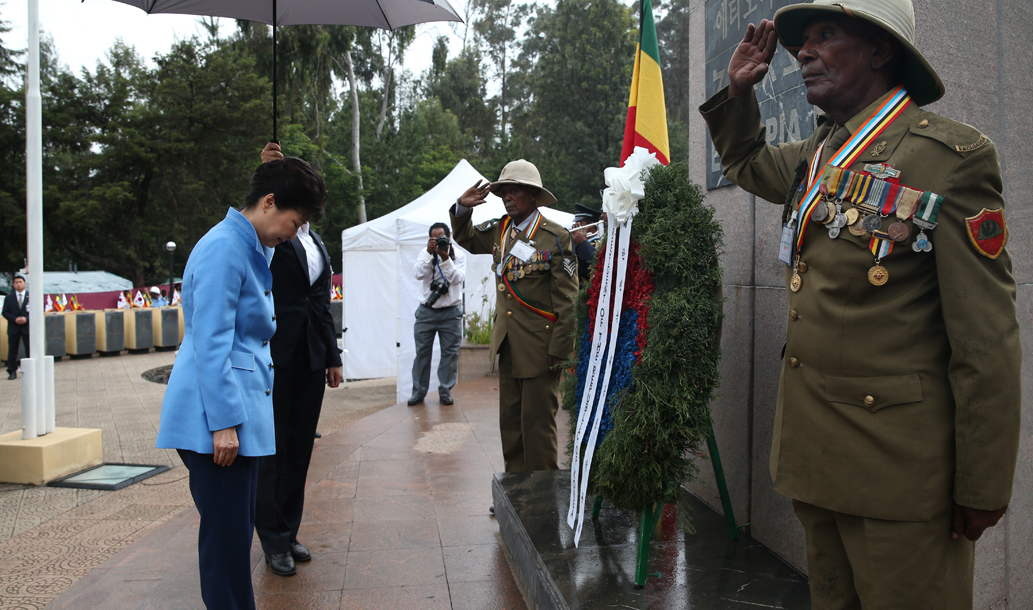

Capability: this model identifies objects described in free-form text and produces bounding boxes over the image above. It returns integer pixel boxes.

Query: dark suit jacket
[269,229,342,372]
[2,292,28,336]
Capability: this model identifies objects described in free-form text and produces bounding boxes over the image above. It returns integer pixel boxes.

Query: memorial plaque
[66,311,97,355]
[705,0,818,190]
[154,308,180,348]
[96,310,125,354]
[45,313,66,358]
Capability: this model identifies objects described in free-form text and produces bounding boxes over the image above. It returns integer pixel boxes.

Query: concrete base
[458,342,497,382]
[0,427,103,485]
[493,470,810,609]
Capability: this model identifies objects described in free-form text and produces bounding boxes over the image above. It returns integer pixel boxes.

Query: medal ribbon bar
[794,87,913,253]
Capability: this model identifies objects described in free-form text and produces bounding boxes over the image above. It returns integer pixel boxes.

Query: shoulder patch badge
[956,135,990,153]
[965,208,1007,259]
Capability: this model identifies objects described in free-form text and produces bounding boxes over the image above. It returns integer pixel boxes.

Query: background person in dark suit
[3,275,29,380]
[256,143,343,577]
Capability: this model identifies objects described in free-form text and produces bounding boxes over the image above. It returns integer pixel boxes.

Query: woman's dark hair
[243,157,327,223]
[429,222,451,237]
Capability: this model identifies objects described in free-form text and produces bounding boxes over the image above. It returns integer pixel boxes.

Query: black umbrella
[102,0,463,139]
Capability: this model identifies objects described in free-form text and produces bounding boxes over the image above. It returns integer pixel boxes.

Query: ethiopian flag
[621,0,669,166]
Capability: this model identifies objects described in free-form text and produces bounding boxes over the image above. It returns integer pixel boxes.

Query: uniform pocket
[229,351,255,371]
[824,373,923,413]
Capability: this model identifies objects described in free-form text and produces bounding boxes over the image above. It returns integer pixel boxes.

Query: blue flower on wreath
[574,309,640,448]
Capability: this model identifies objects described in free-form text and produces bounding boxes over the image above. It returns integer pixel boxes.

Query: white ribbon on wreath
[567,147,661,546]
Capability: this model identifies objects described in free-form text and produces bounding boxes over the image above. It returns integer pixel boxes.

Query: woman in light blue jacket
[157,158,326,610]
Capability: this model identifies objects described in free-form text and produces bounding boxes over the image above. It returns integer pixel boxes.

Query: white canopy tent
[340,159,575,402]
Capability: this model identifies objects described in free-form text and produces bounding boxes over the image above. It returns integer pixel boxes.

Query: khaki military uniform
[451,206,578,472]
[701,87,1020,608]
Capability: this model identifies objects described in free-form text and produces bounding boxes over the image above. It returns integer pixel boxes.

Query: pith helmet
[490,159,557,207]
[773,0,945,106]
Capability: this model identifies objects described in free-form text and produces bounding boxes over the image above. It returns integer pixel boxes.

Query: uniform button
[864,394,875,408]
[545,325,551,330]
[507,311,513,317]
[506,294,513,299]
[917,119,929,128]
[789,358,800,368]
[272,315,277,321]
[798,262,808,273]
[265,290,271,296]
[268,363,274,369]
[265,389,271,396]
[263,340,269,346]
[789,310,798,321]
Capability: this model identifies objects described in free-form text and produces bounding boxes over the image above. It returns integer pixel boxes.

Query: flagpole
[22,0,50,439]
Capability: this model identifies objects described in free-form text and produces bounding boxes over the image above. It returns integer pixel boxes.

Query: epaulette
[909,114,992,155]
[536,218,568,235]
[474,218,500,232]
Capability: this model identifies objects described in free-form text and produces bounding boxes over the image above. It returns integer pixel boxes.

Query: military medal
[788,87,912,290]
[887,222,910,242]
[849,221,869,237]
[862,214,882,232]
[845,208,860,226]
[868,264,889,286]
[790,255,803,292]
[867,231,893,286]
[498,283,506,292]
[910,191,944,253]
[810,200,829,223]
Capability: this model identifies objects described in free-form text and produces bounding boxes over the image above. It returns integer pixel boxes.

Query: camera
[425,278,450,307]
[435,235,450,250]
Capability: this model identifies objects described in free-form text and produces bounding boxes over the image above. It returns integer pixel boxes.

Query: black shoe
[265,552,296,576]
[439,390,454,405]
[313,432,322,439]
[489,505,495,516]
[407,394,424,406]
[7,372,15,380]
[289,541,312,563]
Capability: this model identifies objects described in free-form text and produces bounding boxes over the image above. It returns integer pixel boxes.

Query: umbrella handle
[272,17,277,142]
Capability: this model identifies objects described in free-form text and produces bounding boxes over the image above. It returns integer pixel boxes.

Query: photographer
[408,222,467,406]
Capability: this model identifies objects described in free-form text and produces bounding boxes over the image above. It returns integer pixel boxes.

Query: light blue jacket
[156,208,277,456]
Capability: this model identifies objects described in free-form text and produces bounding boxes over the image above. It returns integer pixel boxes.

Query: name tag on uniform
[510,240,536,262]
[778,211,797,266]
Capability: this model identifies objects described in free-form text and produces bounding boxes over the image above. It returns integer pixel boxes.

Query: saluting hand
[212,427,239,467]
[459,180,492,208]
[728,19,778,98]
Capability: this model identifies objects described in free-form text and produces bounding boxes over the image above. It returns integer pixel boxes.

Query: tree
[44,38,271,286]
[0,12,25,278]
[517,0,636,208]
[470,0,532,158]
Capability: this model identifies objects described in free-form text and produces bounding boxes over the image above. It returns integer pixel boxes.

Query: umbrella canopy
[104,0,463,139]
[107,0,462,31]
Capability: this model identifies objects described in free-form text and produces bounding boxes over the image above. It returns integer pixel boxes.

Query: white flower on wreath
[601,146,662,224]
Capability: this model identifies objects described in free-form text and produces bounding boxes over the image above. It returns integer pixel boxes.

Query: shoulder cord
[782,160,810,225]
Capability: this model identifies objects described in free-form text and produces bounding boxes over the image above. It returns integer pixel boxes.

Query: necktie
[17,293,22,307]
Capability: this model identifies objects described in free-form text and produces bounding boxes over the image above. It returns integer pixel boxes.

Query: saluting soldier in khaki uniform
[451,160,578,473]
[700,1,1020,607]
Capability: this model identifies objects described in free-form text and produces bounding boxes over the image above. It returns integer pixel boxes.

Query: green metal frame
[591,418,739,589]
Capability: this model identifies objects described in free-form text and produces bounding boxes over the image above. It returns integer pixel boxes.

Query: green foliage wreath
[562,162,724,510]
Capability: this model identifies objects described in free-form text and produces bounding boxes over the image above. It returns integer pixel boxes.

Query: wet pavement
[43,373,528,610]
[0,351,396,610]
[494,470,811,609]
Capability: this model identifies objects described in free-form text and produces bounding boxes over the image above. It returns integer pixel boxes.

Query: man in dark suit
[3,275,29,380]
[256,143,343,577]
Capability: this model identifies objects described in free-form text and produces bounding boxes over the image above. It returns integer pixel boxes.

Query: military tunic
[451,205,578,471]
[700,87,1021,522]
